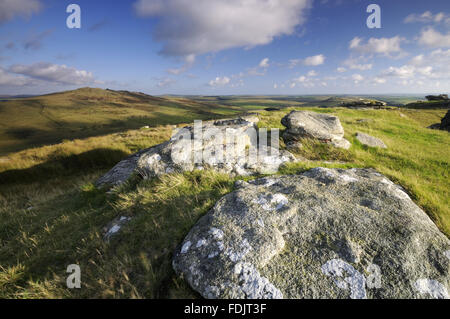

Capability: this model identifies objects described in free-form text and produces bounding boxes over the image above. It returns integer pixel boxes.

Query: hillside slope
[0,88,240,155]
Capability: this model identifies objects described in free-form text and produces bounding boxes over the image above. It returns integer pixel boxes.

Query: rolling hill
[0,87,243,155]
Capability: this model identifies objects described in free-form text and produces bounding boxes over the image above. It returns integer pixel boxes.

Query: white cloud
[259,58,270,68]
[352,74,364,83]
[418,27,450,48]
[294,75,307,82]
[157,77,176,88]
[273,83,278,89]
[134,0,312,57]
[343,58,372,71]
[303,54,325,66]
[209,76,230,87]
[409,54,425,66]
[336,67,347,73]
[246,58,271,76]
[167,54,196,75]
[9,62,96,85]
[0,67,31,86]
[349,36,404,57]
[405,49,450,79]
[0,0,42,24]
[307,70,317,76]
[373,77,386,84]
[288,59,301,68]
[382,65,415,79]
[377,49,450,83]
[287,54,325,69]
[404,11,450,25]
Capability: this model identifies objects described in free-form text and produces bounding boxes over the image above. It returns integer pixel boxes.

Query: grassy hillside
[0,88,426,156]
[0,88,241,155]
[0,104,448,298]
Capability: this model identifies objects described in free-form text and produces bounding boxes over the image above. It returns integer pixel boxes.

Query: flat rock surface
[173,168,449,299]
[356,132,387,148]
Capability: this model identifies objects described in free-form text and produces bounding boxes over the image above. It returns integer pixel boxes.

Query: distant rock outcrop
[426,94,449,101]
[173,168,450,299]
[96,114,297,188]
[281,111,351,149]
[341,100,387,108]
[428,110,450,132]
[356,132,387,148]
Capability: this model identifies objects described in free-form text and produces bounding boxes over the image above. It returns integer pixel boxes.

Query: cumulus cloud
[378,49,450,83]
[0,0,42,24]
[288,70,328,89]
[352,73,364,83]
[244,58,271,77]
[404,11,450,25]
[372,77,386,84]
[381,65,415,79]
[0,67,31,86]
[156,77,176,88]
[303,54,325,66]
[259,58,270,68]
[342,58,372,71]
[133,0,312,58]
[418,27,450,48]
[209,76,230,87]
[9,62,96,85]
[336,67,347,73]
[349,36,404,57]
[167,54,196,75]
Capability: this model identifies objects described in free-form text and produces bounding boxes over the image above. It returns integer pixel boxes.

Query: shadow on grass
[0,148,129,185]
[0,170,232,298]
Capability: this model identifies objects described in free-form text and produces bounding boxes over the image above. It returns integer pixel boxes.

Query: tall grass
[0,106,448,298]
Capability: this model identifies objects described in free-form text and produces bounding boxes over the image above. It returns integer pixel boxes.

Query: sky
[0,0,449,95]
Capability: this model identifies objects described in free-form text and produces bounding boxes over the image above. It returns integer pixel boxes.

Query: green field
[0,88,448,298]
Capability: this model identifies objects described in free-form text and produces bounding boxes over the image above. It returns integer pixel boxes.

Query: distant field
[187,94,424,108]
[0,88,431,155]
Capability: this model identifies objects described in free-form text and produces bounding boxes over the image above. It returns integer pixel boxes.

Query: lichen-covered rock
[96,115,296,187]
[356,132,387,149]
[95,148,151,187]
[136,118,296,179]
[281,111,351,149]
[173,168,449,299]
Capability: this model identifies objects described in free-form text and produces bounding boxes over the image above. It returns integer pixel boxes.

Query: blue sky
[0,0,449,95]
